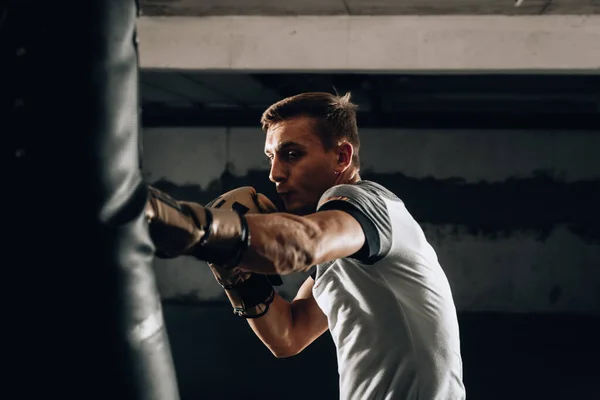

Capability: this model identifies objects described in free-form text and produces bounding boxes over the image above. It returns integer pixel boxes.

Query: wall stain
[149,169,600,243]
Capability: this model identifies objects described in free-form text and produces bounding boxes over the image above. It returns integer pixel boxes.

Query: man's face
[264,117,339,215]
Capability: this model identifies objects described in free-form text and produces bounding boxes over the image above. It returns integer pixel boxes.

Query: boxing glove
[206,187,280,318]
[145,186,249,269]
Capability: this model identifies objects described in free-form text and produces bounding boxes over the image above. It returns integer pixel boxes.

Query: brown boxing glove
[205,187,281,318]
[145,186,250,268]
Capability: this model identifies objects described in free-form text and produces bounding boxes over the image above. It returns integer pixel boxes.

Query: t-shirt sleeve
[316,183,392,265]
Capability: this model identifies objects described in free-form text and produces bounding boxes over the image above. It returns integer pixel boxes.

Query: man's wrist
[220,273,275,318]
[193,207,251,268]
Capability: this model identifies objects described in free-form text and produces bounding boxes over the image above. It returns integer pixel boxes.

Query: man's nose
[269,157,286,183]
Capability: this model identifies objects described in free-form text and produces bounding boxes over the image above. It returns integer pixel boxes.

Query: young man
[146,92,466,400]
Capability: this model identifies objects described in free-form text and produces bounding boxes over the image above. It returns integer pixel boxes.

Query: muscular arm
[240,210,366,275]
[247,275,328,358]
[232,201,367,356]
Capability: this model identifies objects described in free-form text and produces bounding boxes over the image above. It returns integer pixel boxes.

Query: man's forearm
[240,213,320,275]
[245,292,296,357]
[243,279,325,359]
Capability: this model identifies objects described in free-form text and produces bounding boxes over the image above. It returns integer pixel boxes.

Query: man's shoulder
[319,180,399,204]
[326,179,383,192]
[354,180,400,202]
[317,181,406,218]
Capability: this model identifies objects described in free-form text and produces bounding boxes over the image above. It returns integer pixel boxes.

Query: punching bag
[2,1,180,399]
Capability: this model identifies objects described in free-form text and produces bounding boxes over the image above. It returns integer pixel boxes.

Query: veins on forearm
[242,213,320,275]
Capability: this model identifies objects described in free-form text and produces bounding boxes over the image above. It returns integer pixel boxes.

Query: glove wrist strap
[221,273,275,318]
[197,208,250,268]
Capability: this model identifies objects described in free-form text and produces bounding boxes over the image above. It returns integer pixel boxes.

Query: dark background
[141,71,600,400]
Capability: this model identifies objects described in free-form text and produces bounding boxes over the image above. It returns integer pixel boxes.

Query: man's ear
[336,142,354,173]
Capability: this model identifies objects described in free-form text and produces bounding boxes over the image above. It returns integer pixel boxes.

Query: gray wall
[143,126,600,314]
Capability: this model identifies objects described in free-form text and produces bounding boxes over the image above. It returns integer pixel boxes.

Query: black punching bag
[2,1,180,399]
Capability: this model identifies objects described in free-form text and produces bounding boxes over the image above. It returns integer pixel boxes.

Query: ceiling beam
[142,107,600,130]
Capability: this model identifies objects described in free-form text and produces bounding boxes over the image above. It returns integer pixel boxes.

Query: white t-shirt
[311,181,466,400]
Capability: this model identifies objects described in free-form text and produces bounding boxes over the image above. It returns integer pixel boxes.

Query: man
[146,92,466,400]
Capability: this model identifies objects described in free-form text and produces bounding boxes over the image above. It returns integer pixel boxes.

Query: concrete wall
[143,126,600,314]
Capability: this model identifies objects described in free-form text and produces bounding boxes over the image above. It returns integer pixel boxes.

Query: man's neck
[337,168,361,185]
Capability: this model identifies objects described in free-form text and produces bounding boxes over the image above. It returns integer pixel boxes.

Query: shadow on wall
[150,168,600,243]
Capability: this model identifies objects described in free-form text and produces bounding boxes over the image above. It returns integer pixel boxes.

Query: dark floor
[161,304,600,400]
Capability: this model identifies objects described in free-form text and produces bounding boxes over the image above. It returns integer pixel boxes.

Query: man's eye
[287,151,299,159]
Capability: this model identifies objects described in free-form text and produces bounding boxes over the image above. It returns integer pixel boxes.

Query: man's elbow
[265,335,305,358]
[269,344,303,359]
[270,348,294,358]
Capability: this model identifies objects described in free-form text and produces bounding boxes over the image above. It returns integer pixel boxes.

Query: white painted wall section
[137,15,600,71]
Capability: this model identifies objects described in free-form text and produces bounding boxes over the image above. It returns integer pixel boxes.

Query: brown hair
[260,91,361,168]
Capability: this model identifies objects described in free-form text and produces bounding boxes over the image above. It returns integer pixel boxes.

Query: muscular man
[147,92,466,400]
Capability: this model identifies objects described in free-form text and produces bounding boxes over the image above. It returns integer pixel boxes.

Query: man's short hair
[260,91,360,168]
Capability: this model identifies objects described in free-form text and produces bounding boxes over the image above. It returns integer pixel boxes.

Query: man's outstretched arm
[241,210,366,275]
[145,185,365,274]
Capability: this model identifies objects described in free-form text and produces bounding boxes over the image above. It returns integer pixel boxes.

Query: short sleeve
[316,183,392,264]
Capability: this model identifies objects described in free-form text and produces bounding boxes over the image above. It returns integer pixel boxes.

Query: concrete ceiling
[139,0,600,16]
